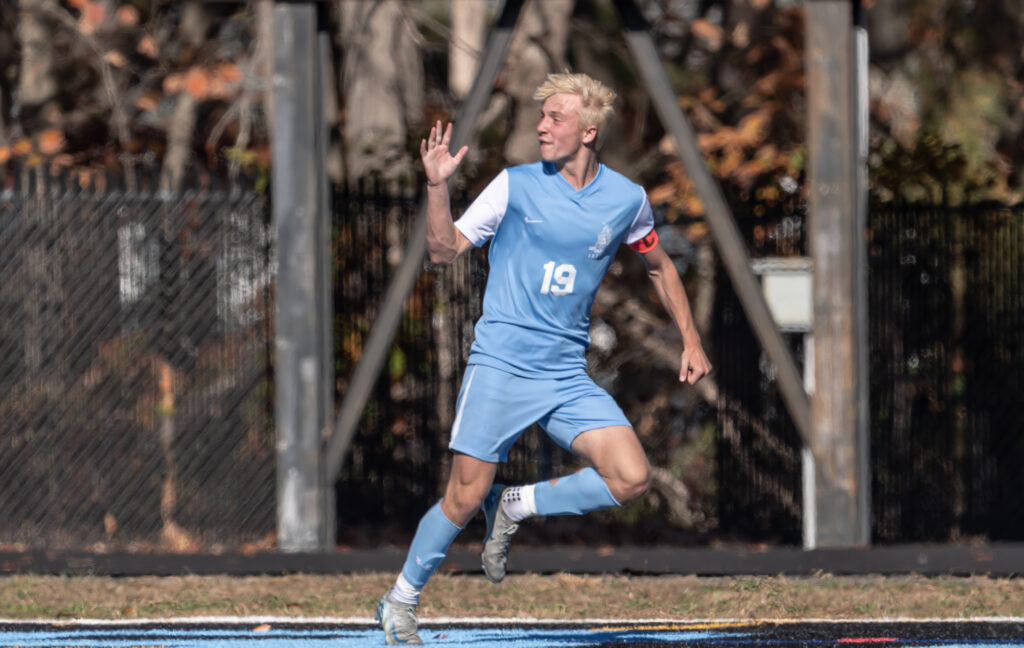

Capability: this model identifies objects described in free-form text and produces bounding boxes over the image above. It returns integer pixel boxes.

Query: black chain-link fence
[712,208,809,545]
[331,190,1024,547]
[4,162,1022,552]
[331,180,654,547]
[332,180,482,544]
[330,188,1024,548]
[0,165,275,552]
[715,203,1024,545]
[869,205,1024,542]
[332,178,720,547]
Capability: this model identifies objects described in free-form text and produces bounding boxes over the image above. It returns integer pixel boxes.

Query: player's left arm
[633,234,712,385]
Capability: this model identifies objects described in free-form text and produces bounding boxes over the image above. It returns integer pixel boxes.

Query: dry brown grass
[1,573,1023,620]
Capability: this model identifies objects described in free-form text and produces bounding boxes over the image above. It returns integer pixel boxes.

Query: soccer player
[375,72,712,645]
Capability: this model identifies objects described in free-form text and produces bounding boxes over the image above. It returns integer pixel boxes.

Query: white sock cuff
[521,483,537,517]
[501,484,538,522]
[390,573,421,605]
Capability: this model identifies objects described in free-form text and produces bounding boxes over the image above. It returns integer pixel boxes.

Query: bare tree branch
[649,465,706,529]
[39,2,131,152]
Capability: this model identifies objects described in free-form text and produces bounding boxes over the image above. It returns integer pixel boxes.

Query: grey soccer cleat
[375,593,423,645]
[481,484,520,584]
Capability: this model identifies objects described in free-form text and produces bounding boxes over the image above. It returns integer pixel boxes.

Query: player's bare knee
[613,464,651,504]
[446,489,486,524]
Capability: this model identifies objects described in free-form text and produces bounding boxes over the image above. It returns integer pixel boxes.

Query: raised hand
[420,121,469,187]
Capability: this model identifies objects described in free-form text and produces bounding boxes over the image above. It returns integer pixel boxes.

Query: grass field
[1,573,1022,620]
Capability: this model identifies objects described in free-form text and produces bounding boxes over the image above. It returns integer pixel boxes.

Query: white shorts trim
[449,365,478,446]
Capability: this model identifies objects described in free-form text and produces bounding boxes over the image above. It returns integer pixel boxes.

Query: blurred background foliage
[1,0,1022,548]
[1,0,1021,203]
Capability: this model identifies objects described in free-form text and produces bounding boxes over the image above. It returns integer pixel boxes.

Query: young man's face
[536,93,596,163]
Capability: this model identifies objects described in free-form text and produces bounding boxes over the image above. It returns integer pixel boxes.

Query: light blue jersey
[455,161,654,377]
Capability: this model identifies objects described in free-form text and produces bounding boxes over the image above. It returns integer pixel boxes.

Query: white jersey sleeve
[624,190,655,245]
[454,169,510,246]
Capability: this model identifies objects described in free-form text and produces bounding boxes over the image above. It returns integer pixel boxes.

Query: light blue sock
[533,467,621,516]
[400,501,463,589]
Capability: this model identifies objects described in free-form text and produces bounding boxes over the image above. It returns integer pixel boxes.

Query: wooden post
[806,0,871,547]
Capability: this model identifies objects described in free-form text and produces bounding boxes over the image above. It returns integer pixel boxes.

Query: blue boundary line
[1,620,1024,648]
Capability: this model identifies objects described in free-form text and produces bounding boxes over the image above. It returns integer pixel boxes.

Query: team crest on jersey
[588,223,613,259]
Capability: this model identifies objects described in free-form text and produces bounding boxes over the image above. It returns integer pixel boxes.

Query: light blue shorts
[448,364,631,463]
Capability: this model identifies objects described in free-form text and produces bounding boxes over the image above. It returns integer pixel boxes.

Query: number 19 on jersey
[540,261,577,296]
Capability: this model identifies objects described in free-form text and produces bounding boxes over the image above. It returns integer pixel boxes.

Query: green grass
[1,573,1024,620]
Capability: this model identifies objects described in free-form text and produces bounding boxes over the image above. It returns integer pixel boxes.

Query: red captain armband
[628,229,659,253]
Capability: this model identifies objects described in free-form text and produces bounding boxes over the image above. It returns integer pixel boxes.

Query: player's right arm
[421,121,474,265]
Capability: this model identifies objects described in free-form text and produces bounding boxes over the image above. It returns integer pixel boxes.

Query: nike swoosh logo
[524,217,543,223]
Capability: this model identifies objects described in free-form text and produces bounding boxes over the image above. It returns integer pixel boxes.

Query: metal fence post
[272,1,334,552]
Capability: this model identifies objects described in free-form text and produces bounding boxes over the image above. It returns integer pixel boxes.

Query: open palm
[420,121,468,186]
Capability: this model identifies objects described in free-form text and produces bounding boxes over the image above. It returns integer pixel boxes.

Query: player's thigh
[541,374,632,455]
[570,424,649,482]
[448,364,553,463]
[571,425,650,503]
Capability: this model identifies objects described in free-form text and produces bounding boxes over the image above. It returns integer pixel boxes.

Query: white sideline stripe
[3,616,1024,626]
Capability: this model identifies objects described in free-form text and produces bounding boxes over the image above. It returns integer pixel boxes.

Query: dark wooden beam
[805,0,871,547]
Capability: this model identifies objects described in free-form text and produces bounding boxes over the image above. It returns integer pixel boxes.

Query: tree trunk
[15,0,59,125]
[449,0,486,100]
[866,0,909,61]
[0,3,15,154]
[502,0,574,164]
[160,92,198,193]
[339,0,423,183]
[692,236,716,342]
[255,0,275,131]
[160,1,209,193]
[432,272,457,437]
[153,0,210,553]
[649,465,704,529]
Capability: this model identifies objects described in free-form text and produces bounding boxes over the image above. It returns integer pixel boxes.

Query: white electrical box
[750,257,813,333]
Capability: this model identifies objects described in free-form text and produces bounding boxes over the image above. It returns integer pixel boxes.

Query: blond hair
[533,72,617,137]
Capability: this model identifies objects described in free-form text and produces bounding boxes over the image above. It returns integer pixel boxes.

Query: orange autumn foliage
[115,5,140,27]
[137,34,158,58]
[184,67,210,99]
[78,0,106,35]
[37,129,66,155]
